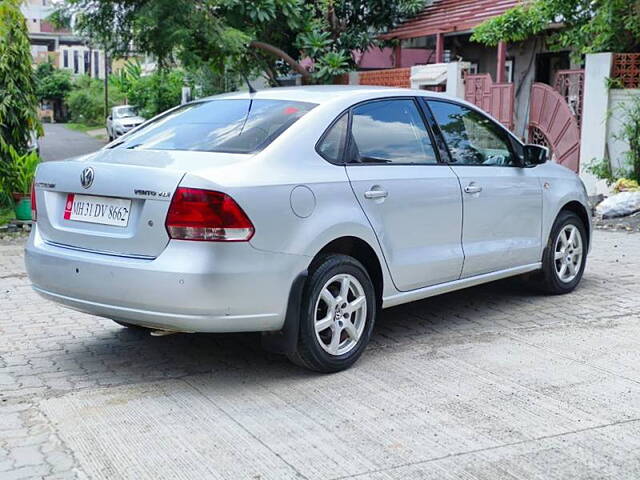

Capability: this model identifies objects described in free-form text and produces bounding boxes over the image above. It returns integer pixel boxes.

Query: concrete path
[39,124,107,162]
[1,231,639,479]
[85,128,108,139]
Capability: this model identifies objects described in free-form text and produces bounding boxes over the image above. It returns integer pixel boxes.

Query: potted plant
[0,145,40,221]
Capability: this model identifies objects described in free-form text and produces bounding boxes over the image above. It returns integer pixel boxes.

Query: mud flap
[261,270,308,355]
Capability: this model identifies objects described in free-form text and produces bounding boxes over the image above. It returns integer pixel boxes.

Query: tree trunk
[249,41,311,81]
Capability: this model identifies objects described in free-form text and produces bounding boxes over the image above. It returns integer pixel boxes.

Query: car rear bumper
[25,227,309,333]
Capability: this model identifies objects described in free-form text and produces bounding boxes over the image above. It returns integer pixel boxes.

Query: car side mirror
[107,115,112,120]
[523,144,548,166]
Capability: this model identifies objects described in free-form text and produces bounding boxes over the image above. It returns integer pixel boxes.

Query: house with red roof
[357,0,582,141]
[351,0,640,194]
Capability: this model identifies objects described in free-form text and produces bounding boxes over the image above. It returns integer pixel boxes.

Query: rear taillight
[165,188,254,242]
[30,183,37,222]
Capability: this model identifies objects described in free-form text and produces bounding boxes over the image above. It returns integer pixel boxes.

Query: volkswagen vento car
[26,86,591,372]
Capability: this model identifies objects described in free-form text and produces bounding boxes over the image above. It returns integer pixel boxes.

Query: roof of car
[204,85,448,105]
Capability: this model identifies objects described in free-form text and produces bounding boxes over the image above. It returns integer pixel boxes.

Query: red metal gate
[528,82,581,173]
[464,73,515,130]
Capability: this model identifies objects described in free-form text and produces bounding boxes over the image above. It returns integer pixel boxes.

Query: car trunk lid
[34,149,249,258]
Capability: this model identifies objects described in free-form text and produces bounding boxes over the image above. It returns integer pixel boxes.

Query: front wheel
[540,211,588,294]
[288,254,377,373]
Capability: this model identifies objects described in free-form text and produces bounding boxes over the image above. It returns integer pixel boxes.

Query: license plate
[63,193,131,227]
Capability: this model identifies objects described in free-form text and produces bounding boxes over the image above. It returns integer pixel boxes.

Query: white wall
[581,53,640,196]
[580,53,613,196]
[408,62,468,96]
[20,0,54,33]
[607,89,640,172]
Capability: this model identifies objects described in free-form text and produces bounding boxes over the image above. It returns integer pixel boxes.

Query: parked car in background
[26,86,592,373]
[106,105,145,141]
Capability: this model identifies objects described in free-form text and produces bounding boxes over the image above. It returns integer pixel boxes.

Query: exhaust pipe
[150,329,180,337]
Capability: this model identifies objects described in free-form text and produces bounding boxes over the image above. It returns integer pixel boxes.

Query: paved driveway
[39,124,107,162]
[1,231,639,479]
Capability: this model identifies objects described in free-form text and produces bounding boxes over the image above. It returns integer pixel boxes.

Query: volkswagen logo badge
[80,167,94,189]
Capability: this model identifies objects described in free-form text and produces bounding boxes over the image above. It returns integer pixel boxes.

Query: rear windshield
[111,99,316,154]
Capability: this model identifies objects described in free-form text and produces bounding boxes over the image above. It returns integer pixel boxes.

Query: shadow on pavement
[46,278,543,388]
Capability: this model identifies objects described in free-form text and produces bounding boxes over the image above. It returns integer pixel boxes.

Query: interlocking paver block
[0,231,639,479]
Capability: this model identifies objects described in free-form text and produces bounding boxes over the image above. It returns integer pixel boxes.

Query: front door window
[428,101,517,167]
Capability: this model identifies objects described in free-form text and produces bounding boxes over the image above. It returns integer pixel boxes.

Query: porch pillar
[394,44,403,68]
[435,32,444,63]
[496,41,507,83]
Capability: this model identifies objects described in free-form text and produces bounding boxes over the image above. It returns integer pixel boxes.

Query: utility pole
[104,47,109,119]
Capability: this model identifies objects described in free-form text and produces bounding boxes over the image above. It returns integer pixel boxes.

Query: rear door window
[348,99,438,165]
[113,99,316,154]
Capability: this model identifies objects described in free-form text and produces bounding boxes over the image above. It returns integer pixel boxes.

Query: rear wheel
[539,211,587,294]
[288,254,376,373]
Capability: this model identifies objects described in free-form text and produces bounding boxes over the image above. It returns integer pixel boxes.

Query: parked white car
[106,105,145,141]
[26,86,591,372]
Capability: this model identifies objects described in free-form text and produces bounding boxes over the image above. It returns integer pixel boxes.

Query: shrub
[588,96,640,185]
[126,70,185,118]
[35,62,72,102]
[0,145,39,197]
[66,66,185,126]
[66,88,104,125]
[66,75,124,126]
[616,96,640,183]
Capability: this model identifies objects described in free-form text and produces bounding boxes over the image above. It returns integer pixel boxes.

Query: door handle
[364,189,388,200]
[464,183,482,194]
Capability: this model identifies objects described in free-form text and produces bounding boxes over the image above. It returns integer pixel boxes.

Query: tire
[288,254,377,373]
[539,210,588,294]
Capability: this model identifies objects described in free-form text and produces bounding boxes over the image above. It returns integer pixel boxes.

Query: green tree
[0,0,41,155]
[34,62,72,103]
[472,0,640,55]
[53,0,425,84]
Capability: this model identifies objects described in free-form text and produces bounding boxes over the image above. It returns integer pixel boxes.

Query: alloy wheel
[553,224,583,283]
[313,273,367,356]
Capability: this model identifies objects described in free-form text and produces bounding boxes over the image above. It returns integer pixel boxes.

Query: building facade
[21,0,106,79]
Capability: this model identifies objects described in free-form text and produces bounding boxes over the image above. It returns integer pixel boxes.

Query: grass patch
[0,206,15,227]
[65,122,103,133]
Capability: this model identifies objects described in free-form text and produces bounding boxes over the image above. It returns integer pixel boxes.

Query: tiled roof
[381,0,522,39]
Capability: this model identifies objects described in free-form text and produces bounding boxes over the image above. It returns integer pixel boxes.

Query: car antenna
[242,73,257,94]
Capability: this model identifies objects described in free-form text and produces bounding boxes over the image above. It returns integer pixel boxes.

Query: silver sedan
[106,105,145,141]
[26,86,591,372]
